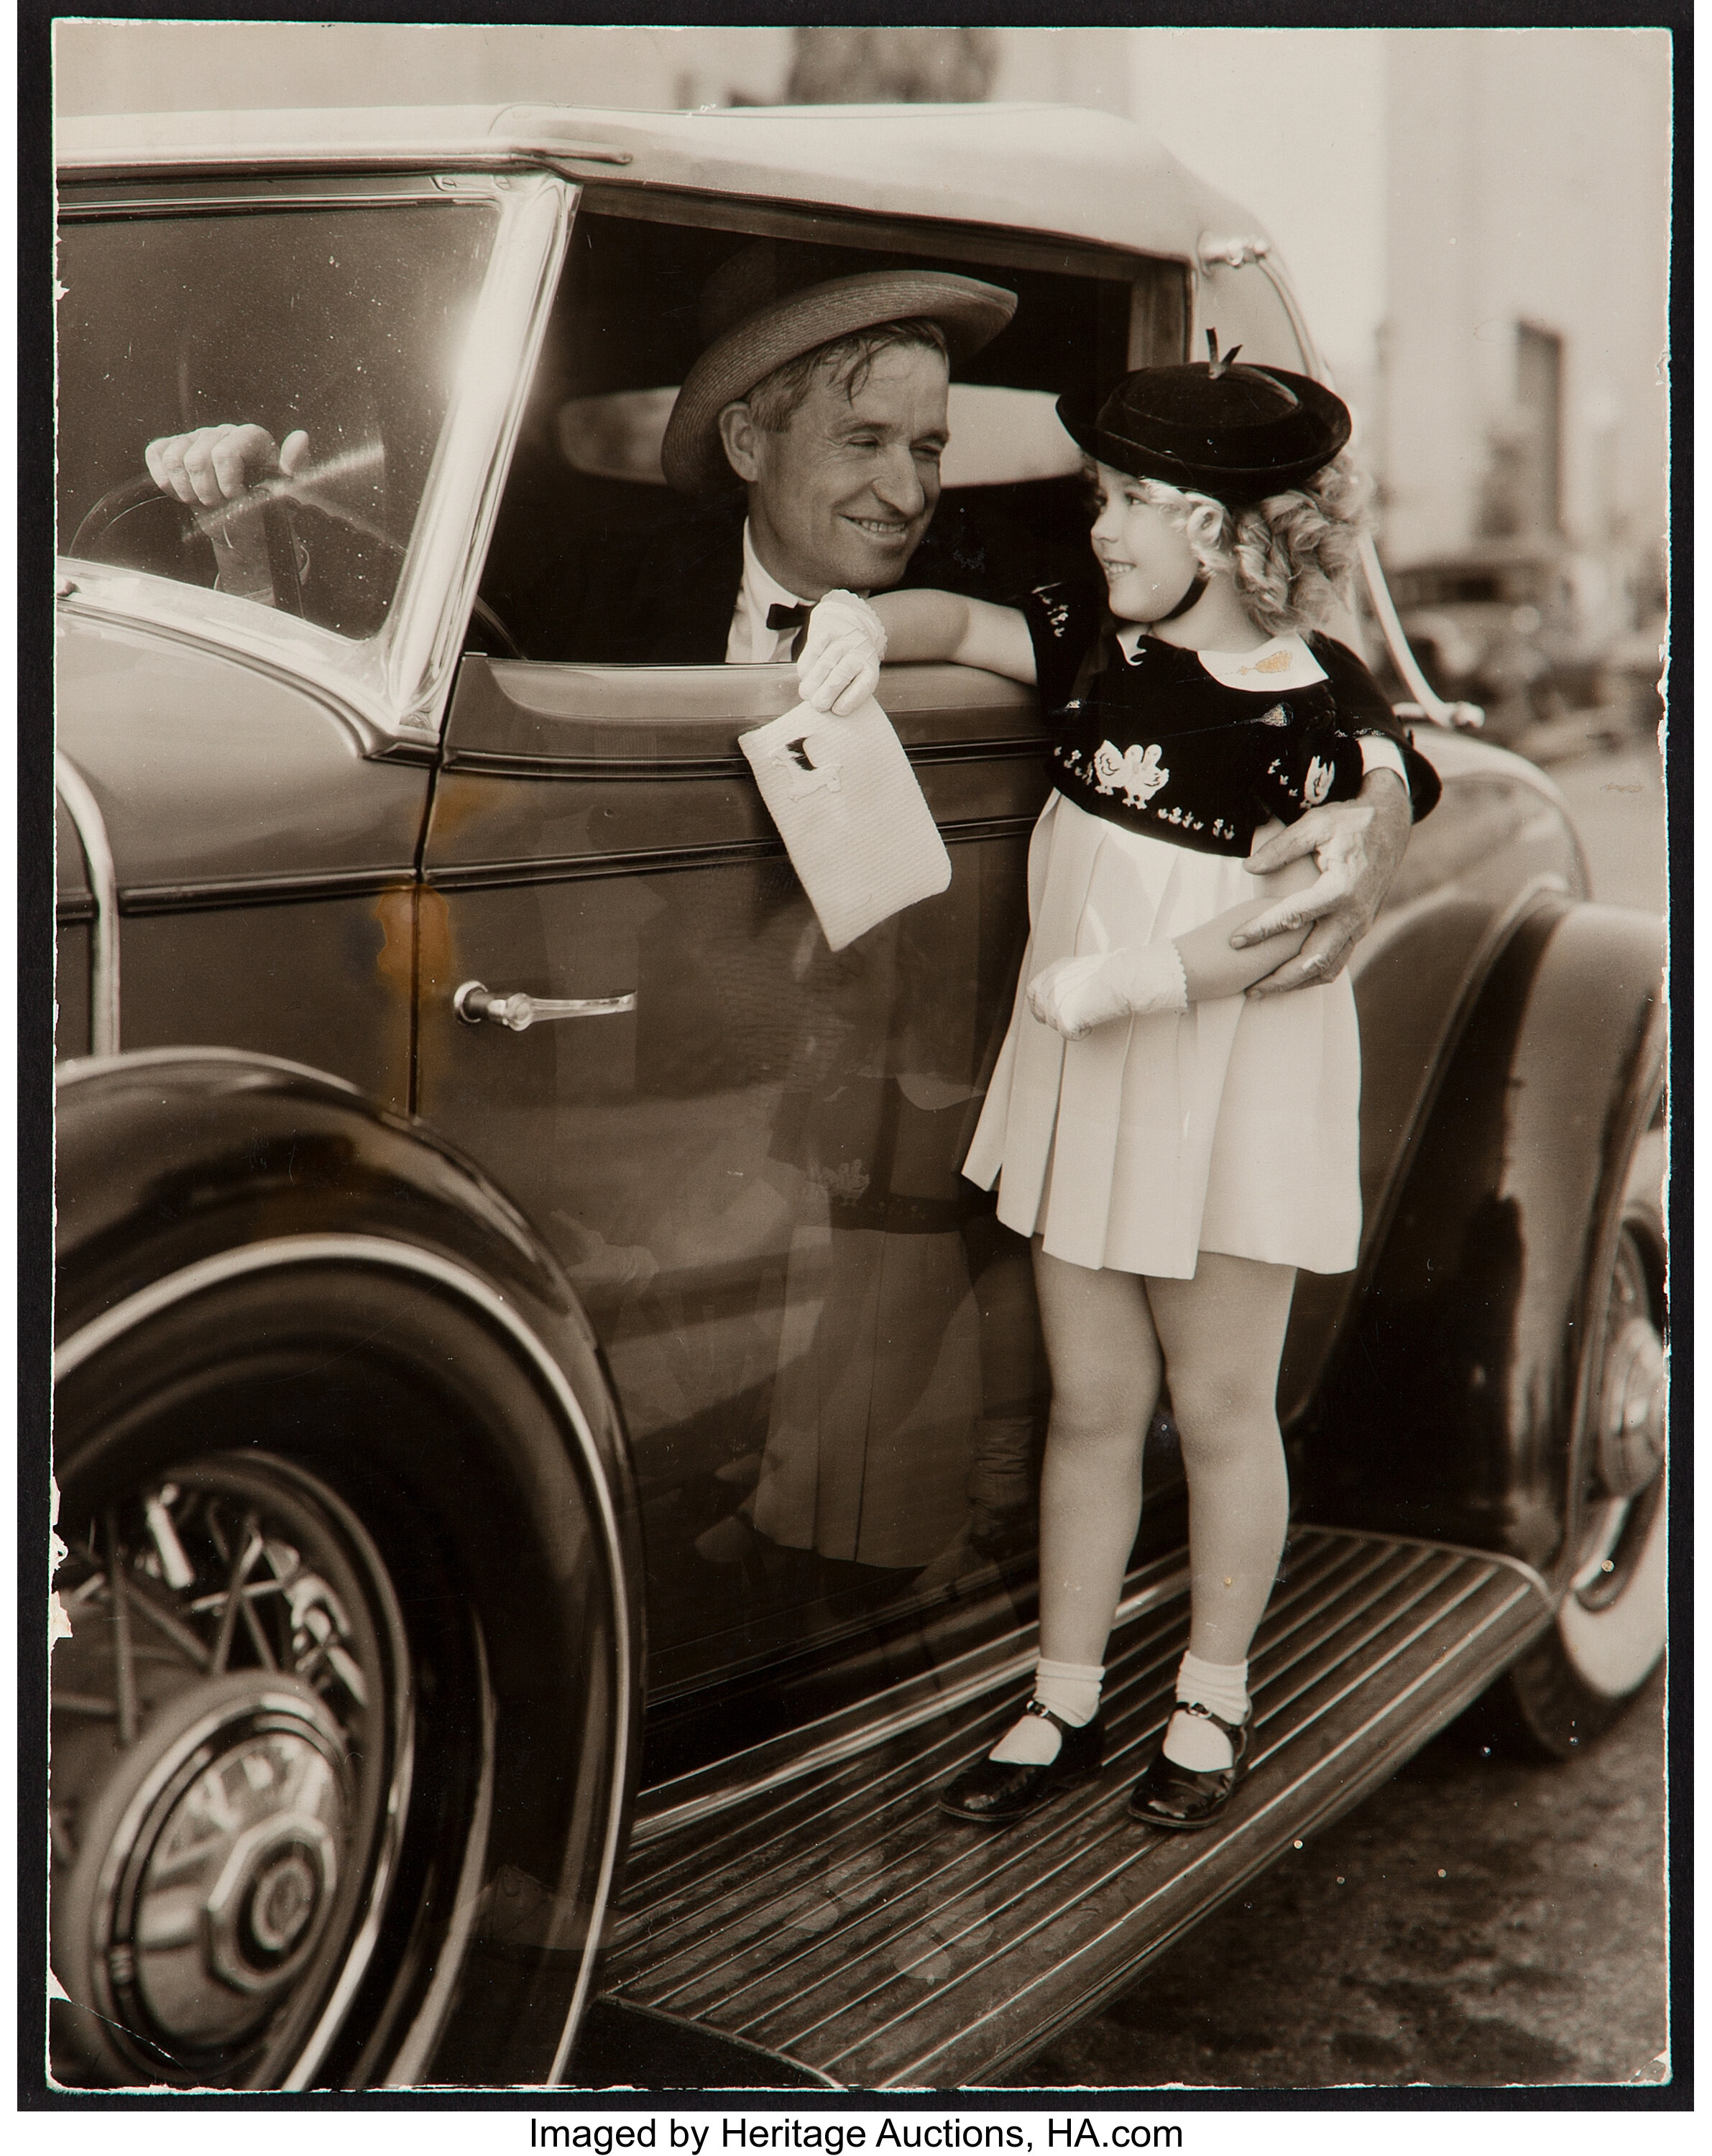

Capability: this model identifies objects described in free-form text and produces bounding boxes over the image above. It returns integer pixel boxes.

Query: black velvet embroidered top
[1021,581,1440,859]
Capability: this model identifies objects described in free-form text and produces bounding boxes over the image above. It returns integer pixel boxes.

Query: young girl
[794,341,1437,1830]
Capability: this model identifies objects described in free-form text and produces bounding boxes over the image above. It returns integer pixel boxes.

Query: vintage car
[1385,542,1615,748]
[49,100,1666,2093]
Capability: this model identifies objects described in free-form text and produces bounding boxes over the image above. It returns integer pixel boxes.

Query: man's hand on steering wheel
[1229,769,1413,996]
[144,424,310,602]
[144,423,310,509]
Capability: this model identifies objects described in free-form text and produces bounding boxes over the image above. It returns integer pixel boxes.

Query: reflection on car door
[416,657,1053,1712]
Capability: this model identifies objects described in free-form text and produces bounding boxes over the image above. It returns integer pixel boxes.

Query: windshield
[56,198,500,640]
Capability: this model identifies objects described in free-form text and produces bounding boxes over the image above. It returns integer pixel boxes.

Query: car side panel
[55,612,429,1112]
[57,794,96,1059]
[418,655,1058,1718]
[1295,900,1664,1572]
[55,613,427,887]
[55,923,93,1062]
[116,898,415,1112]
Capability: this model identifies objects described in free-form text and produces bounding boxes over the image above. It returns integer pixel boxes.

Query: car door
[415,652,1054,1724]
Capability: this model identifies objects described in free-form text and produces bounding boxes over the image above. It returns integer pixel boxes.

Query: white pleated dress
[962,788,1363,1280]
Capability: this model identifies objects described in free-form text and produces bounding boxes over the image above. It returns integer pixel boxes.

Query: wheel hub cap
[200,1755,341,1996]
[94,1686,350,2056]
[1593,1314,1665,1499]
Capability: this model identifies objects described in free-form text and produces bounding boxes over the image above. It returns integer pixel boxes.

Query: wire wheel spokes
[57,1480,374,1760]
[50,1455,405,2086]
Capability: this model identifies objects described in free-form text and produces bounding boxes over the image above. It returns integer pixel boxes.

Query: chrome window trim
[1189,248,1462,729]
[573,176,1188,282]
[54,1230,632,2087]
[55,172,576,747]
[55,751,119,1054]
[1356,533,1463,727]
[57,179,477,216]
[383,172,575,733]
[1254,249,1326,376]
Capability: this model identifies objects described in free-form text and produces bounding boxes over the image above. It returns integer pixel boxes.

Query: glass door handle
[454,980,637,1032]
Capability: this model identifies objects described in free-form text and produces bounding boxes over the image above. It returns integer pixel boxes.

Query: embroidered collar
[1110,624,1327,691]
[1195,634,1327,690]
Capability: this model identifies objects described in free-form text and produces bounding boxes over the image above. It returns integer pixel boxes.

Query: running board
[597,1529,1552,2090]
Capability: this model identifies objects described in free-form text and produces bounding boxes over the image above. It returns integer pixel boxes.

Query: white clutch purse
[740,697,952,953]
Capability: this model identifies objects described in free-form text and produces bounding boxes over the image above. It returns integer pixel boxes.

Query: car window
[477,206,1189,665]
[57,199,500,641]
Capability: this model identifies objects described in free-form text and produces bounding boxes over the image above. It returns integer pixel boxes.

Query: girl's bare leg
[1034,1243,1164,1663]
[982,1243,1164,1765]
[1144,1251,1297,1764]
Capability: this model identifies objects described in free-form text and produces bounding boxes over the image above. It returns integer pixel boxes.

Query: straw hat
[661,241,1016,494]
[1057,334,1351,505]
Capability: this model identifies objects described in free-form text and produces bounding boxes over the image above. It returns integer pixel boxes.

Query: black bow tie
[767,600,811,660]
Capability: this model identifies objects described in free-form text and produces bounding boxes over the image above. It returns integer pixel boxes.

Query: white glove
[1026,942,1189,1040]
[796,589,888,715]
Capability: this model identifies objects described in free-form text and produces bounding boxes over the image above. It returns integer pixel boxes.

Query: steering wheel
[69,474,307,617]
[67,474,525,658]
[70,475,221,578]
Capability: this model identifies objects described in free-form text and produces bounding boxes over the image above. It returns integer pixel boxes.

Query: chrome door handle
[454,980,637,1031]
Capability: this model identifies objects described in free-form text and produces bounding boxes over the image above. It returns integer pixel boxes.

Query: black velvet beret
[1058,336,1351,505]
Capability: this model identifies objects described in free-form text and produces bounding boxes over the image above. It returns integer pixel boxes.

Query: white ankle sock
[990,1658,1104,1764]
[1163,1651,1250,1771]
[1036,1657,1104,1726]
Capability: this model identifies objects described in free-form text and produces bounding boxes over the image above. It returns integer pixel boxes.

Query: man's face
[738,344,950,599]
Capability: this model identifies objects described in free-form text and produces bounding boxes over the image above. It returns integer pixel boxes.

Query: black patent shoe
[1126,1702,1252,1832]
[937,1700,1104,1825]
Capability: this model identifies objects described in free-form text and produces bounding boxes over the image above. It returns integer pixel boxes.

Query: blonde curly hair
[1122,454,1373,637]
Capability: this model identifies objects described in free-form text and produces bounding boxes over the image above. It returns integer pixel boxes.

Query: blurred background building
[56,19,1672,739]
[1369,29,1670,739]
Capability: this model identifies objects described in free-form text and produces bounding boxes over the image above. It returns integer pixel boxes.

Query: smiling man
[638,246,1018,664]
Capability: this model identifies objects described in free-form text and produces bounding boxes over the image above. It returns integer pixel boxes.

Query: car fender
[1297,899,1665,1583]
[53,1047,645,2085]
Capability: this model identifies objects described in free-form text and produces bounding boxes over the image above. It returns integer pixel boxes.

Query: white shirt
[725,522,814,666]
[1113,624,1409,791]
